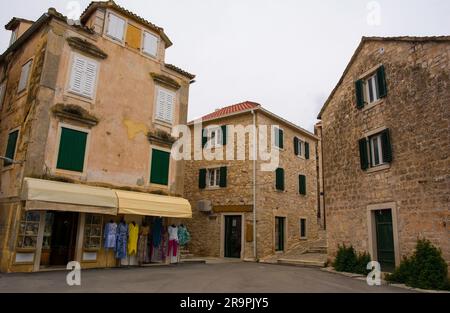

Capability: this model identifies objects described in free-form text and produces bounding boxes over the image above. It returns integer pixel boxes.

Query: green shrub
[333,245,372,274]
[386,239,450,291]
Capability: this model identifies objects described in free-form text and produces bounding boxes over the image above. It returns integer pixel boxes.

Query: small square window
[155,87,175,124]
[150,149,171,185]
[56,127,88,173]
[106,12,126,42]
[143,31,158,57]
[206,168,221,188]
[364,73,380,104]
[207,128,223,148]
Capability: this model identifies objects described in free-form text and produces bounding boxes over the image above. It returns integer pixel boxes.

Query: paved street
[0,262,412,293]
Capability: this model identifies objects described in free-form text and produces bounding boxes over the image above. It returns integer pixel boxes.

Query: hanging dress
[115,222,128,260]
[104,222,118,249]
[178,226,191,246]
[128,223,139,256]
[137,225,150,264]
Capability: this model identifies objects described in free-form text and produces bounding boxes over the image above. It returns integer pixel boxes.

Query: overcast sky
[1,0,449,131]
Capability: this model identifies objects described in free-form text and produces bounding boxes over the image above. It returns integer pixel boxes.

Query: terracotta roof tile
[200,101,261,121]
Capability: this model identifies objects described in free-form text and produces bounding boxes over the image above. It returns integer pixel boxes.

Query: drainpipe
[251,110,257,260]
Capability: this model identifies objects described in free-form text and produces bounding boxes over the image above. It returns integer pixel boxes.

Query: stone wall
[320,39,450,268]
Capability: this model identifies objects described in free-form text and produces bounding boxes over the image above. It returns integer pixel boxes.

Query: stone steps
[278,256,327,268]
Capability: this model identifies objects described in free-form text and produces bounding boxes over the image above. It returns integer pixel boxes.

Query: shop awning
[115,190,192,218]
[21,178,118,216]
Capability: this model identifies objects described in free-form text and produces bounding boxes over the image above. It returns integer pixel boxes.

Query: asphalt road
[0,262,412,293]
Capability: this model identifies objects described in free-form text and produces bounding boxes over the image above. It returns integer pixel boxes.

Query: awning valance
[21,178,118,216]
[115,190,192,219]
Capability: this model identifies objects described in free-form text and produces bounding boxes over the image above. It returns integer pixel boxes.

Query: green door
[375,209,395,272]
[275,217,285,251]
[224,216,242,258]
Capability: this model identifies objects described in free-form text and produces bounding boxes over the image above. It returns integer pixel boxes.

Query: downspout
[251,110,257,260]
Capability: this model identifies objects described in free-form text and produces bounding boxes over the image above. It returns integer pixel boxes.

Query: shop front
[11,178,192,273]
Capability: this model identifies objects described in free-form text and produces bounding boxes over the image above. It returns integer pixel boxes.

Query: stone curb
[320,267,450,293]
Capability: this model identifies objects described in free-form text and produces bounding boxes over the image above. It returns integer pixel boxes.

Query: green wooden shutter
[355,79,365,109]
[199,169,207,189]
[377,65,388,98]
[219,166,227,187]
[202,129,207,148]
[381,129,393,163]
[294,137,299,156]
[56,128,88,172]
[359,138,369,170]
[279,129,284,149]
[276,168,285,191]
[4,130,19,166]
[305,142,310,160]
[221,125,227,145]
[299,175,307,195]
[150,149,170,185]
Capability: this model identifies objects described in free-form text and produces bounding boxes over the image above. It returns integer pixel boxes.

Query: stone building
[183,102,321,260]
[0,1,194,273]
[317,36,450,271]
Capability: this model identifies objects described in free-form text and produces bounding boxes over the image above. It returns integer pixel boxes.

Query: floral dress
[115,222,128,260]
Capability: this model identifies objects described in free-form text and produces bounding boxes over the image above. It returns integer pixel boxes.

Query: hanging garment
[137,226,150,264]
[178,225,191,246]
[151,225,167,263]
[115,222,128,260]
[168,225,179,241]
[152,218,163,247]
[128,223,139,256]
[167,226,179,258]
[104,222,118,249]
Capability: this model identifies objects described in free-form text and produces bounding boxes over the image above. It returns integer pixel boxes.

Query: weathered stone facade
[318,37,450,270]
[184,105,320,260]
[0,3,194,272]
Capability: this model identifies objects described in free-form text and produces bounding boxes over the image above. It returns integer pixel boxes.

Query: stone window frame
[366,202,401,268]
[358,63,385,112]
[53,122,92,179]
[219,213,245,259]
[361,126,391,174]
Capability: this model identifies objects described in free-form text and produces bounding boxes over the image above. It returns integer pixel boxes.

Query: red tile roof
[200,101,261,121]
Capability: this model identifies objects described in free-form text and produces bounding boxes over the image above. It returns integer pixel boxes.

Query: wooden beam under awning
[213,205,254,213]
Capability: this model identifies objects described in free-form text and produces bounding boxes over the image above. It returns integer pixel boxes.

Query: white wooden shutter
[83,60,98,98]
[18,60,32,93]
[69,55,98,99]
[156,88,175,123]
[107,13,125,41]
[143,32,158,56]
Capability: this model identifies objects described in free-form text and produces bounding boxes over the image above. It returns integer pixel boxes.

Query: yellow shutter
[126,24,142,51]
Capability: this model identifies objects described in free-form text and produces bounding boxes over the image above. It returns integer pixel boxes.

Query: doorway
[41,212,79,267]
[275,217,285,252]
[224,216,242,258]
[375,209,395,272]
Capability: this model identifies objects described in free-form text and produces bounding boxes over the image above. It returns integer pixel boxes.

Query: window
[207,168,221,188]
[56,127,88,172]
[274,127,284,149]
[143,31,158,57]
[4,129,19,167]
[356,66,388,109]
[18,60,32,93]
[208,128,223,148]
[68,54,99,99]
[275,168,285,191]
[359,129,392,170]
[300,219,307,239]
[275,217,285,251]
[0,81,6,110]
[199,167,227,189]
[16,211,40,249]
[84,214,103,250]
[299,175,307,195]
[294,137,303,157]
[155,87,175,124]
[150,148,170,185]
[106,12,126,42]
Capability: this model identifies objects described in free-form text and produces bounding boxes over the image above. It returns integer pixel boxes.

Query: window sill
[362,98,384,112]
[154,119,173,128]
[65,91,95,104]
[365,163,391,174]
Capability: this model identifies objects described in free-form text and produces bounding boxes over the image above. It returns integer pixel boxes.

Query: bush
[333,244,371,275]
[386,239,450,291]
